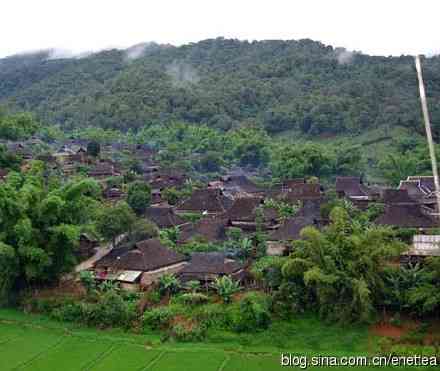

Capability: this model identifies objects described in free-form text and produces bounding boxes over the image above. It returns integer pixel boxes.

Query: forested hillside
[1,38,440,137]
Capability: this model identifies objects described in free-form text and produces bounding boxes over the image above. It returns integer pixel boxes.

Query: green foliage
[169,322,207,342]
[233,292,272,332]
[280,206,406,323]
[96,202,136,246]
[126,181,152,215]
[179,293,209,306]
[79,271,96,296]
[0,171,102,296]
[158,274,180,297]
[142,306,176,330]
[212,276,240,304]
[0,145,21,170]
[0,111,40,140]
[1,40,435,141]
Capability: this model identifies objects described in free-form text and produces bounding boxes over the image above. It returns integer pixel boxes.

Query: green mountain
[1,38,440,137]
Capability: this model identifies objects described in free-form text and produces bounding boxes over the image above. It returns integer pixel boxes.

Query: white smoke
[166,60,200,87]
[45,48,94,60]
[124,43,149,60]
[334,48,356,65]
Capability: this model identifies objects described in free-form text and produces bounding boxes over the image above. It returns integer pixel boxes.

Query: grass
[0,308,435,370]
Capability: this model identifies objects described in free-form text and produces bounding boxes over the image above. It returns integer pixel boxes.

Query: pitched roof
[407,176,435,193]
[220,175,262,194]
[88,162,117,177]
[145,206,186,228]
[336,177,370,198]
[177,188,233,213]
[279,183,322,203]
[383,189,417,204]
[178,216,230,244]
[375,204,438,228]
[224,197,278,222]
[179,252,243,277]
[268,216,315,241]
[94,239,186,271]
[398,181,428,201]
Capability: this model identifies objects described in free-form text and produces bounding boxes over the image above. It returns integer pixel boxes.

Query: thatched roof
[177,188,233,213]
[145,206,186,229]
[178,216,230,244]
[179,252,243,281]
[375,204,438,228]
[94,239,186,271]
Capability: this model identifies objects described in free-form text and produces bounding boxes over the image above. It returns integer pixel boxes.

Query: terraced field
[0,309,434,370]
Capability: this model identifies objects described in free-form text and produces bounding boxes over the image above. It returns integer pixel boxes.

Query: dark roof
[178,216,230,244]
[407,176,435,193]
[225,197,278,222]
[103,187,124,199]
[0,168,8,178]
[145,206,186,228]
[268,216,314,241]
[383,189,417,205]
[375,204,438,228]
[282,178,306,188]
[88,162,116,177]
[398,181,427,202]
[177,188,233,213]
[94,239,186,271]
[221,175,262,193]
[279,183,322,203]
[179,252,243,276]
[335,177,369,198]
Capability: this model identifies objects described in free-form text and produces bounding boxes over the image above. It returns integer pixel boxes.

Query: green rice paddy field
[0,309,434,370]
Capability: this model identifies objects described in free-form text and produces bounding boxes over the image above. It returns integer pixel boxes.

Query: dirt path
[75,234,125,272]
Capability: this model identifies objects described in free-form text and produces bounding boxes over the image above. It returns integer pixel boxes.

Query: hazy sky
[1,0,439,58]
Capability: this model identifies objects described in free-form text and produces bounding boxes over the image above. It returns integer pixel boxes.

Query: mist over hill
[1,38,440,137]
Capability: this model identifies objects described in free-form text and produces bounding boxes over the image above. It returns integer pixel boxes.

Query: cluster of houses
[2,139,440,292]
[89,174,440,292]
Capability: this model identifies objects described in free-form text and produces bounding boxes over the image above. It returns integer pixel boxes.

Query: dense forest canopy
[1,38,440,138]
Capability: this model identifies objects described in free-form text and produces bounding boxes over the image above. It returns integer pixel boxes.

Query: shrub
[170,322,207,342]
[212,276,240,304]
[193,303,236,330]
[95,290,137,328]
[143,306,176,330]
[79,271,96,295]
[179,293,209,306]
[158,274,180,297]
[233,292,271,332]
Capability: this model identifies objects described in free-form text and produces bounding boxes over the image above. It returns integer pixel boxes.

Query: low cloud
[166,60,200,86]
[334,48,357,65]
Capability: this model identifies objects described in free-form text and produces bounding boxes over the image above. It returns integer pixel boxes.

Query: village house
[102,187,125,202]
[374,203,438,230]
[209,175,263,199]
[335,176,379,209]
[178,216,230,244]
[266,216,319,256]
[398,176,437,211]
[178,252,246,287]
[93,239,187,291]
[224,197,280,232]
[277,181,323,205]
[176,188,233,215]
[7,142,33,160]
[88,160,121,180]
[145,206,186,229]
[400,235,440,265]
[75,233,99,261]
